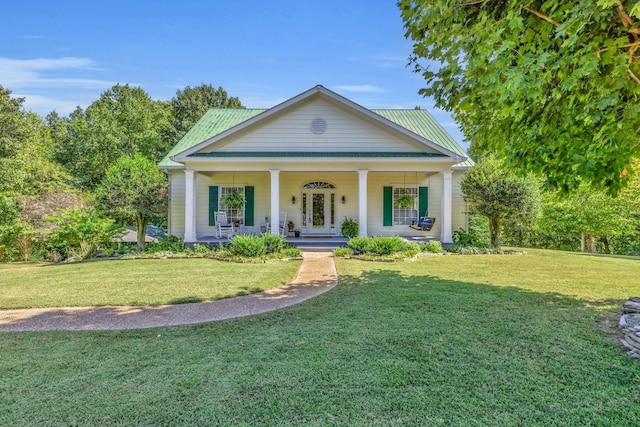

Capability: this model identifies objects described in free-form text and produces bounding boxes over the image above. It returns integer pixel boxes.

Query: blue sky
[2,0,465,147]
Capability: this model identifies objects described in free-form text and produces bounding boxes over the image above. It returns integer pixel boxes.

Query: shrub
[146,235,185,253]
[281,247,302,258]
[260,233,286,254]
[192,243,212,254]
[452,227,491,248]
[46,208,121,260]
[340,217,359,238]
[368,236,406,256]
[347,236,371,253]
[421,240,443,253]
[333,247,354,257]
[230,234,266,257]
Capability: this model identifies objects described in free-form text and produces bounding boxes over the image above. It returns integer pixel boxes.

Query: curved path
[0,251,337,332]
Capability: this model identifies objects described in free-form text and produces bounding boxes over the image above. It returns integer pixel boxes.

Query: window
[220,186,245,225]
[393,187,418,225]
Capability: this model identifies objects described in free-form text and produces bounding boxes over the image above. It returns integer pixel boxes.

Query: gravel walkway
[0,251,337,332]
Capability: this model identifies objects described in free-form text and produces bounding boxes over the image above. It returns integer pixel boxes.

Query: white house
[159,85,471,243]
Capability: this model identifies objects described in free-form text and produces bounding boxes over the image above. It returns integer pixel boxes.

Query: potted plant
[340,217,358,238]
[293,228,300,238]
[287,220,295,232]
[220,191,246,209]
[395,193,414,208]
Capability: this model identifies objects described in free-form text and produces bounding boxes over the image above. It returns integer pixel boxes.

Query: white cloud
[0,57,113,88]
[333,84,386,93]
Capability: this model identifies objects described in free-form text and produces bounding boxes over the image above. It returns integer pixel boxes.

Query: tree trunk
[583,233,597,253]
[135,214,148,253]
[489,217,501,247]
[600,236,611,254]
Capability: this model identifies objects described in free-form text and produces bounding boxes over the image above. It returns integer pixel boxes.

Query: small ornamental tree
[96,154,168,252]
[461,156,540,247]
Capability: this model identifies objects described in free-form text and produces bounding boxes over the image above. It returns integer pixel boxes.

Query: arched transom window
[303,181,335,189]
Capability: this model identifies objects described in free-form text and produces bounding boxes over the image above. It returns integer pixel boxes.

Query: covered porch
[175,167,461,245]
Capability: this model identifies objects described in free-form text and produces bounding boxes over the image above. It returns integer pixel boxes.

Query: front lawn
[0,259,301,308]
[1,249,639,425]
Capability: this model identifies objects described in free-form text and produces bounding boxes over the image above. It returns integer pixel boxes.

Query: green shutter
[418,186,428,217]
[209,186,219,226]
[244,186,254,226]
[383,186,393,226]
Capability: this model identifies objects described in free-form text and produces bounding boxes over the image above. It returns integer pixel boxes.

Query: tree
[95,154,168,252]
[400,0,640,194]
[58,84,172,188]
[539,161,640,252]
[0,86,71,196]
[461,156,540,247]
[168,84,243,144]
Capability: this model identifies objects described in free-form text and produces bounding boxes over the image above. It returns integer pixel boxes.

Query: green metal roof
[159,106,471,168]
[160,109,265,167]
[189,151,447,158]
[373,109,472,167]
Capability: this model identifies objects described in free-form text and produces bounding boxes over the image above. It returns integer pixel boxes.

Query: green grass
[0,259,301,308]
[1,249,639,425]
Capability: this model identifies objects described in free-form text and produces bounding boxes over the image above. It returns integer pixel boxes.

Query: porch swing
[407,172,435,232]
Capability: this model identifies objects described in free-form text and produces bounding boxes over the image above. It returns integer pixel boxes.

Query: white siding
[168,171,185,238]
[201,99,438,154]
[451,171,468,232]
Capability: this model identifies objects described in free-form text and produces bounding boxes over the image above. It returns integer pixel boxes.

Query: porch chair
[263,212,287,235]
[278,212,287,236]
[215,211,235,238]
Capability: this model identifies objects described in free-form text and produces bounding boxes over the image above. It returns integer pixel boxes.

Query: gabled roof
[160,85,470,168]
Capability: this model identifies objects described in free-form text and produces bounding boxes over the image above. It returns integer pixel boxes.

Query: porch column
[358,170,368,236]
[184,170,197,242]
[270,170,280,235]
[441,170,453,243]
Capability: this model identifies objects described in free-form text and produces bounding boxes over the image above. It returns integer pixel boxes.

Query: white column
[184,170,197,242]
[270,170,280,235]
[441,170,453,243]
[358,170,368,237]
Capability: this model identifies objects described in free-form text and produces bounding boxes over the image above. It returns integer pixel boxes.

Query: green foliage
[452,228,488,248]
[95,154,168,252]
[169,84,244,144]
[229,235,267,258]
[260,233,286,254]
[46,207,121,260]
[281,247,302,258]
[0,220,35,261]
[347,236,420,257]
[56,84,172,188]
[395,193,414,208]
[333,247,354,257]
[400,0,640,194]
[340,217,359,238]
[347,236,371,253]
[220,191,246,209]
[0,87,72,197]
[368,236,408,256]
[420,240,443,253]
[461,156,540,246]
[146,235,185,253]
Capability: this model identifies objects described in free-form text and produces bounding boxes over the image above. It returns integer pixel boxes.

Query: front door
[302,190,335,234]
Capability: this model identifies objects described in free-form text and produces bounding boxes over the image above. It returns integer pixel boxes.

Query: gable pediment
[168,85,465,165]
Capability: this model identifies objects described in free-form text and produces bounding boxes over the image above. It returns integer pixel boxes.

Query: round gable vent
[310,118,327,134]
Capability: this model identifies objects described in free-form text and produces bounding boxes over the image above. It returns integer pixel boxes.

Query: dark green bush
[230,235,266,257]
[420,240,443,253]
[146,235,185,253]
[333,247,354,257]
[340,217,359,238]
[260,233,286,254]
[368,236,406,255]
[347,236,371,253]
